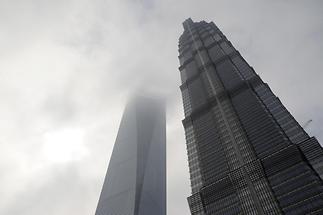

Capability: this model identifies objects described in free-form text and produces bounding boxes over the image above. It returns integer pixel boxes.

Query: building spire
[183,18,194,30]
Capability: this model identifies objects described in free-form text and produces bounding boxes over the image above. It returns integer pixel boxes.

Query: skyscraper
[95,96,166,215]
[178,18,323,214]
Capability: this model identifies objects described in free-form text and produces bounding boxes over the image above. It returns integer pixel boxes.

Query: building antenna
[303,119,313,129]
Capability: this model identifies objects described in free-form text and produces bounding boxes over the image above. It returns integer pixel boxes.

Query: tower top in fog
[95,96,166,215]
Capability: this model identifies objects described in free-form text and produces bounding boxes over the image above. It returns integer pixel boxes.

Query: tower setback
[178,18,323,215]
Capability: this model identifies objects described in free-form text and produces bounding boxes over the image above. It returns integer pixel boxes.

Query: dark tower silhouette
[178,18,323,215]
[95,96,166,215]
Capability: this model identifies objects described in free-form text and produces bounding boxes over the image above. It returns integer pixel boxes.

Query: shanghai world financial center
[95,97,166,215]
[96,18,323,215]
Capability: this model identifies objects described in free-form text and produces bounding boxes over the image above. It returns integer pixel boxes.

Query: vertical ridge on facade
[178,18,323,215]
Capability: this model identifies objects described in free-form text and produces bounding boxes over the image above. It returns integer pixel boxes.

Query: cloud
[2,164,98,215]
[0,0,322,214]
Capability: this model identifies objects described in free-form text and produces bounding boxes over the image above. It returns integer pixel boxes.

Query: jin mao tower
[178,18,323,215]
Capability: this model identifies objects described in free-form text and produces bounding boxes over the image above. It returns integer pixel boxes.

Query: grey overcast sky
[1,0,323,214]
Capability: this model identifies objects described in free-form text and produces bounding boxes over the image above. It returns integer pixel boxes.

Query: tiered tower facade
[178,18,323,215]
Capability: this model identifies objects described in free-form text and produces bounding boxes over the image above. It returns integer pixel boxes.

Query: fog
[0,0,322,214]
